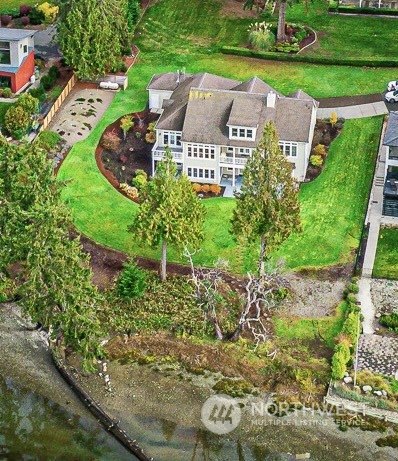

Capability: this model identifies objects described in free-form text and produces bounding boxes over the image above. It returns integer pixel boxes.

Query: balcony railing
[153,148,183,160]
[219,155,248,165]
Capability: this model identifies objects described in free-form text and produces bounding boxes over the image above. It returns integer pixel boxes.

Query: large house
[0,29,36,94]
[382,111,398,217]
[147,72,319,186]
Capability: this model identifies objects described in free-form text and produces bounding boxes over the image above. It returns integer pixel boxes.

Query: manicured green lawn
[277,116,382,269]
[286,0,398,61]
[373,229,398,279]
[0,0,41,11]
[137,0,398,64]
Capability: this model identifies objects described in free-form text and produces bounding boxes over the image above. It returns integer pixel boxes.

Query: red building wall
[14,51,35,93]
[0,51,34,93]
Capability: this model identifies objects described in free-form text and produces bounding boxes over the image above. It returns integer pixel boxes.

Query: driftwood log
[51,348,153,461]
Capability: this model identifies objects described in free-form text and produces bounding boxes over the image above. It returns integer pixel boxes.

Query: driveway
[33,25,61,61]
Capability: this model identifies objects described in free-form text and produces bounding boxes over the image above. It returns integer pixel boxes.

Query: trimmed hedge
[221,46,398,67]
[329,5,398,16]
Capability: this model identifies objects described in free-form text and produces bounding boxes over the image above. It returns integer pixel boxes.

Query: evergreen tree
[126,0,141,33]
[57,0,130,79]
[130,148,206,281]
[231,121,301,276]
[0,138,103,370]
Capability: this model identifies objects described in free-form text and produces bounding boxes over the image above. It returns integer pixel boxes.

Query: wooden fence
[39,74,77,132]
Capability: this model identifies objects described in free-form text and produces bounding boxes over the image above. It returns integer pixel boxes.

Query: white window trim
[162,131,182,147]
[229,126,255,141]
[186,143,215,160]
[279,141,298,158]
[187,167,215,180]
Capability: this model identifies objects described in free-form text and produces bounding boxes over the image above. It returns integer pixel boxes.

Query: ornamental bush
[1,15,12,26]
[37,2,59,23]
[132,169,148,190]
[20,5,32,16]
[21,16,30,26]
[313,144,326,157]
[310,154,323,167]
[2,88,12,98]
[209,184,221,195]
[120,183,139,200]
[28,7,45,25]
[201,184,210,193]
[16,93,39,116]
[331,350,347,379]
[101,131,120,151]
[115,260,147,300]
[379,312,398,329]
[192,183,202,193]
[5,105,31,138]
[248,21,275,51]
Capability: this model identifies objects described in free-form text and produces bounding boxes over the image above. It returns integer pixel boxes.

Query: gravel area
[281,274,346,317]
[371,279,398,316]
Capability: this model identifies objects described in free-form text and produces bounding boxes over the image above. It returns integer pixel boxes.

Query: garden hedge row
[221,46,398,67]
[328,5,398,16]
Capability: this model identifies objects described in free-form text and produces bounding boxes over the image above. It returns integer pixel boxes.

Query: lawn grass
[277,116,382,269]
[273,302,347,348]
[373,229,398,279]
[137,0,398,64]
[286,0,398,61]
[0,0,41,11]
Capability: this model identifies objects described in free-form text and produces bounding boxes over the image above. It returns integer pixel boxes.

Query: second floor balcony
[153,146,183,161]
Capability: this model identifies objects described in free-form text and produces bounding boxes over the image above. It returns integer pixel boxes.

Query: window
[23,45,28,54]
[279,141,298,157]
[187,167,215,180]
[163,131,182,147]
[186,143,215,159]
[0,41,11,65]
[230,126,255,140]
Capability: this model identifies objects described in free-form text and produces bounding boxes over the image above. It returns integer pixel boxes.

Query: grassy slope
[0,0,42,10]
[373,229,398,279]
[286,0,398,60]
[277,117,382,269]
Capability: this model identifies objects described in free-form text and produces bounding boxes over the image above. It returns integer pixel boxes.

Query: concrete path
[317,101,388,119]
[357,279,376,334]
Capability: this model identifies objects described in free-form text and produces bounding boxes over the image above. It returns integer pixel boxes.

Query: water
[0,375,133,461]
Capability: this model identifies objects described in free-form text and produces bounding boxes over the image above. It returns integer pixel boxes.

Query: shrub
[29,86,46,103]
[355,370,392,393]
[28,7,45,24]
[21,15,30,25]
[1,15,12,26]
[120,183,139,200]
[134,131,141,138]
[20,5,32,16]
[313,144,326,157]
[310,154,323,167]
[132,169,148,190]
[209,184,221,195]
[330,112,338,127]
[148,121,156,132]
[269,42,299,53]
[348,282,359,294]
[115,260,147,300]
[36,130,61,150]
[5,105,31,138]
[341,311,360,344]
[37,2,59,23]
[331,350,347,379]
[201,184,210,193]
[48,65,60,80]
[41,74,55,91]
[346,293,357,305]
[379,313,398,329]
[145,131,156,143]
[120,115,133,139]
[16,93,39,116]
[192,183,202,193]
[101,131,120,151]
[248,21,275,51]
[2,87,12,98]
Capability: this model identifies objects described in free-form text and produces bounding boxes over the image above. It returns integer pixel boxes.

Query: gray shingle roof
[384,112,398,147]
[153,72,317,145]
[0,28,36,41]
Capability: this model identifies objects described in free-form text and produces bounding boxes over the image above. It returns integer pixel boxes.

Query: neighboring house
[147,72,318,185]
[341,0,397,7]
[0,29,36,94]
[382,111,398,217]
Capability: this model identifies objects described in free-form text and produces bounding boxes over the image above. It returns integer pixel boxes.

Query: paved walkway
[358,334,398,378]
[317,101,388,119]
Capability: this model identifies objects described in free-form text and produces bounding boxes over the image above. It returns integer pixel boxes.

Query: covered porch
[220,171,243,197]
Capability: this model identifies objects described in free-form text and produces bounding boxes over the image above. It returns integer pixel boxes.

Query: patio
[220,175,243,197]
